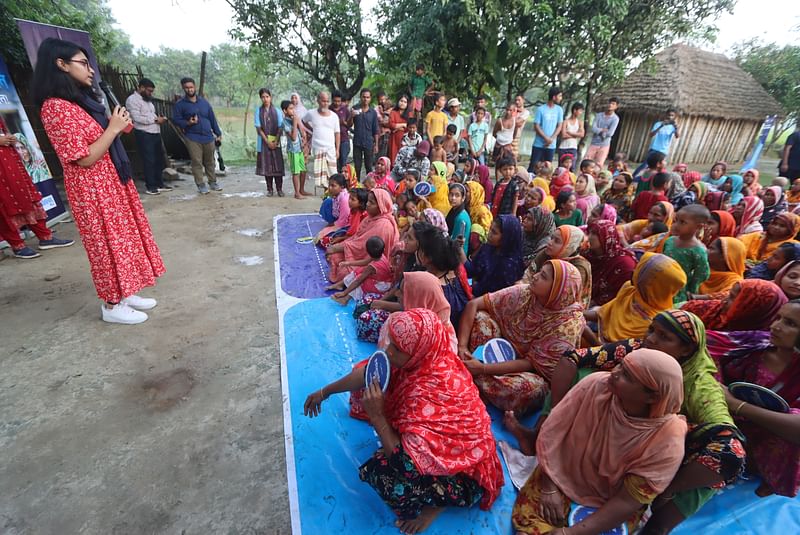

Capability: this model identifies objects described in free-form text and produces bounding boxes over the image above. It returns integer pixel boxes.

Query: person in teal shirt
[528,86,564,171]
[446,183,472,254]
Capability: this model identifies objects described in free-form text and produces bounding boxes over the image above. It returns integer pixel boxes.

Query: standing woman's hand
[0,134,17,147]
[109,106,132,134]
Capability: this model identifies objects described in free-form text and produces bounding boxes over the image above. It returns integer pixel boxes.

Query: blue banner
[0,54,68,223]
[741,115,777,172]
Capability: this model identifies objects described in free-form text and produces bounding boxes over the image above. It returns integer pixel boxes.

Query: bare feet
[503,410,537,456]
[299,190,312,196]
[325,282,345,291]
[395,507,443,534]
[755,481,775,497]
[294,193,306,199]
[332,294,351,305]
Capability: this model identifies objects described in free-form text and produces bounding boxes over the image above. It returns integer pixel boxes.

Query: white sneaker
[121,294,158,310]
[101,303,148,324]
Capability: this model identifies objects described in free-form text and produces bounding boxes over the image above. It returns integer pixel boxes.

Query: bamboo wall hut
[595,44,783,165]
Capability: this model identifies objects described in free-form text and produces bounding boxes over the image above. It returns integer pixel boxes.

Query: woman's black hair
[328,173,347,188]
[32,38,96,107]
[394,93,412,120]
[788,298,800,350]
[350,187,369,211]
[258,88,272,97]
[445,183,468,233]
[415,223,461,272]
[779,242,800,261]
[555,189,575,211]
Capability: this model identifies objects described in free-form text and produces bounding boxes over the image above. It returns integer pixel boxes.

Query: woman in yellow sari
[739,212,800,262]
[466,180,493,255]
[692,237,745,299]
[618,201,674,245]
[587,252,686,343]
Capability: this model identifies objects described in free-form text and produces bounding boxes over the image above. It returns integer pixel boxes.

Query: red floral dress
[40,98,165,302]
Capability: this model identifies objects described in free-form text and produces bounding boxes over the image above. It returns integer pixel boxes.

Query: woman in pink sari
[367,156,396,194]
[326,188,399,282]
[710,298,800,498]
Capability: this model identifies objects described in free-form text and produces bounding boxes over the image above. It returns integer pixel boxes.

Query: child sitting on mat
[316,174,350,244]
[328,236,393,304]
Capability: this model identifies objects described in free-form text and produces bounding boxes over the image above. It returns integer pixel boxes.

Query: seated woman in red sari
[326,188,399,283]
[511,349,688,535]
[584,219,637,306]
[683,279,787,331]
[709,298,800,498]
[304,309,504,534]
[457,259,585,413]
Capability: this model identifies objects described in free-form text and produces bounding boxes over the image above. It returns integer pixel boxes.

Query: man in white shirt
[125,78,171,195]
[303,91,341,188]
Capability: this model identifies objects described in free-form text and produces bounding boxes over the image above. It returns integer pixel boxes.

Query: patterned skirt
[468,311,549,413]
[359,443,484,520]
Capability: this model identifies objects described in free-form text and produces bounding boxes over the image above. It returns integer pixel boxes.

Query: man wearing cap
[391,140,431,182]
[447,97,466,160]
[126,78,171,195]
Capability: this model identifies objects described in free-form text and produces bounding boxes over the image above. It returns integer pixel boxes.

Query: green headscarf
[653,310,736,429]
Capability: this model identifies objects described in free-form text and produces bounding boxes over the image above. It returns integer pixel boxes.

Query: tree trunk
[199,51,207,97]
[243,90,253,139]
[579,78,594,156]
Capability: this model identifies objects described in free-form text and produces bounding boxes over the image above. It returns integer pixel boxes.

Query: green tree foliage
[0,0,133,67]
[733,38,800,149]
[377,0,733,107]
[224,0,372,99]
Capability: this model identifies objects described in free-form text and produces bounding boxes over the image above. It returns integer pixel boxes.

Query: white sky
[108,0,799,56]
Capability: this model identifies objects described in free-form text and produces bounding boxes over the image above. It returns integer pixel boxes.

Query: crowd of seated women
[301,149,800,534]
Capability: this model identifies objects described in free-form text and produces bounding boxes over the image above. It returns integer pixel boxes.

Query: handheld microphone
[99,81,133,134]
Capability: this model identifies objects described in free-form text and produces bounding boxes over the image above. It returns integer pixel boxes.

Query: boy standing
[408,64,434,121]
[425,93,448,142]
[281,100,310,199]
[430,136,447,163]
[585,97,620,168]
[528,86,564,171]
[468,107,489,163]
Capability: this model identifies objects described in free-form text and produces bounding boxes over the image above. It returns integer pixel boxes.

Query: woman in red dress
[33,38,165,325]
[0,117,74,258]
[387,95,410,165]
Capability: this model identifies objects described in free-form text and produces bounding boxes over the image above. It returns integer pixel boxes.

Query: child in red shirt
[630,172,669,220]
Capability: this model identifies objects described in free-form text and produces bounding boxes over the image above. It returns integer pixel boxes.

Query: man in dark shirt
[330,91,352,172]
[351,88,380,178]
[172,77,222,194]
[781,121,800,180]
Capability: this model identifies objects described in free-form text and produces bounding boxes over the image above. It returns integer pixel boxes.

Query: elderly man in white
[302,91,341,190]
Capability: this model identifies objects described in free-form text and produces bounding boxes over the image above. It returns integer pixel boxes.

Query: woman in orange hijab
[691,237,745,299]
[512,349,687,534]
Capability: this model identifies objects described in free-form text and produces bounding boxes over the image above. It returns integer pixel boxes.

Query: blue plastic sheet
[284,298,528,533]
[276,214,331,299]
[276,223,800,534]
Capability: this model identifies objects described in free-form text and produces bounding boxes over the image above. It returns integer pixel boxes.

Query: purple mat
[276,214,334,299]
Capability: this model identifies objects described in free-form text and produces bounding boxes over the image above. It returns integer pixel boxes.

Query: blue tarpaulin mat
[276,214,332,299]
[274,217,800,535]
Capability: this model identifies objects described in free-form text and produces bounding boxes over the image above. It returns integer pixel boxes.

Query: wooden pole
[198,51,207,97]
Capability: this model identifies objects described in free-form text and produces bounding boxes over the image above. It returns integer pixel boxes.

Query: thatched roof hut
[595,44,784,164]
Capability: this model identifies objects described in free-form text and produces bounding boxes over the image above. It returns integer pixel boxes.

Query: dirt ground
[0,166,318,534]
